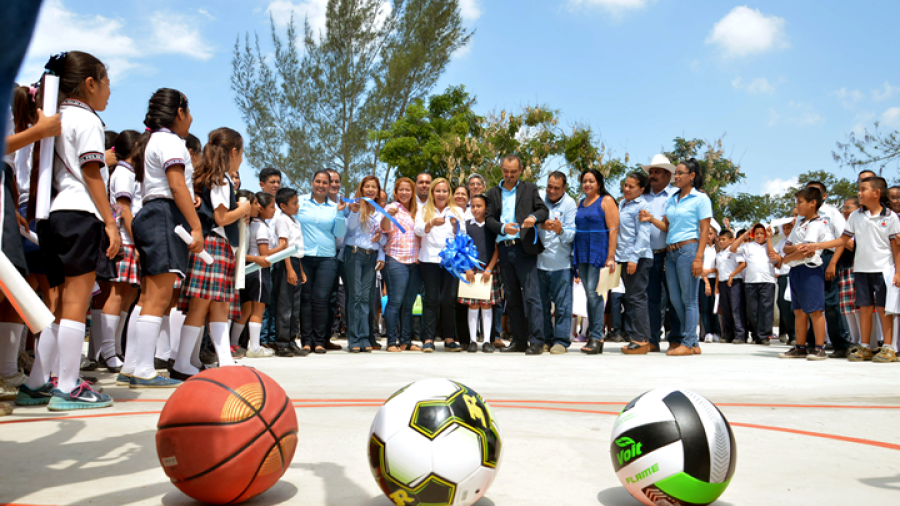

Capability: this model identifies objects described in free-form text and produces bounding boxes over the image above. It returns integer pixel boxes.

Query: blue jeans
[260,304,275,344]
[300,256,338,347]
[499,243,544,345]
[538,269,572,347]
[578,264,607,342]
[343,248,377,348]
[648,251,682,346]
[665,242,701,348]
[383,257,420,346]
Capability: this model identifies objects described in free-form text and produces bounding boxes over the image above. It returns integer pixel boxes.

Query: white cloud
[267,0,329,36]
[568,0,651,11]
[706,6,788,58]
[873,82,900,101]
[831,87,864,109]
[769,101,822,126]
[882,107,900,128]
[149,12,214,61]
[763,176,799,197]
[459,0,482,21]
[732,76,776,94]
[198,9,215,20]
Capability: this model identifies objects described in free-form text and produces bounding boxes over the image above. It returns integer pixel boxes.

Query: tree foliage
[834,122,900,175]
[663,136,744,220]
[725,170,858,225]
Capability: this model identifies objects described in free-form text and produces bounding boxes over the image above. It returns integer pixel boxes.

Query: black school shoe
[467,343,478,353]
[275,347,295,358]
[525,342,544,355]
[829,348,851,359]
[445,342,462,352]
[482,342,495,353]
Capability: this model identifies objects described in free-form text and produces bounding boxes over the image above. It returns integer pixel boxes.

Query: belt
[667,239,698,252]
[499,238,521,247]
[350,246,377,255]
[653,248,668,254]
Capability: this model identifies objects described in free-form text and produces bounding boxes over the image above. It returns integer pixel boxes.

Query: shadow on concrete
[294,461,381,505]
[160,480,299,505]
[597,487,734,506]
[860,474,900,491]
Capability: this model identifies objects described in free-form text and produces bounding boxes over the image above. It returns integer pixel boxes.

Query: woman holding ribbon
[574,169,619,355]
[296,170,347,354]
[344,176,390,353]
[415,178,466,352]
[383,177,421,352]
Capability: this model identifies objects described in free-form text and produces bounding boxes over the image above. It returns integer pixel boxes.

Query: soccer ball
[610,388,737,506]
[368,378,502,506]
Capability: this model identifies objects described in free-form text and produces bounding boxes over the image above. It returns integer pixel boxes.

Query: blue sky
[18,0,900,200]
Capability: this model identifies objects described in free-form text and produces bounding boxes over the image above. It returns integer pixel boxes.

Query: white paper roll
[244,245,300,275]
[235,197,248,290]
[0,251,54,333]
[174,225,213,264]
[19,226,39,245]
[35,75,59,221]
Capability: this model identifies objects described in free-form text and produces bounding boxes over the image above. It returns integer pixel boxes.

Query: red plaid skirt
[838,267,857,314]
[458,270,502,306]
[177,234,241,321]
[110,244,140,285]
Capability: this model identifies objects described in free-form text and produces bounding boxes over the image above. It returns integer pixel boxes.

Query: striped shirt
[383,202,419,264]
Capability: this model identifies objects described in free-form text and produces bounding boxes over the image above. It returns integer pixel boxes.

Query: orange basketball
[156,367,298,505]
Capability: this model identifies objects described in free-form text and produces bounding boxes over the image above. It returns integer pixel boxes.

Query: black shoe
[153,358,169,370]
[314,346,326,354]
[733,338,746,344]
[525,342,543,355]
[323,341,342,350]
[581,338,604,355]
[199,349,217,365]
[445,342,462,352]
[829,348,851,359]
[482,342,494,353]
[167,358,175,370]
[757,338,770,346]
[294,347,311,357]
[824,343,834,351]
[98,355,122,373]
[275,347,294,357]
[168,367,195,381]
[500,342,528,353]
[467,343,478,353]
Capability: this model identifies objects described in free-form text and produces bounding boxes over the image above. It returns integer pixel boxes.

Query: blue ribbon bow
[439,221,485,283]
[341,197,406,234]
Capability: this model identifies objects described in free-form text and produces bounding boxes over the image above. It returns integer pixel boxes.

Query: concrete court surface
[2,340,900,506]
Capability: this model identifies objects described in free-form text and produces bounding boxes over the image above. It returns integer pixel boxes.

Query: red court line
[730,422,900,451]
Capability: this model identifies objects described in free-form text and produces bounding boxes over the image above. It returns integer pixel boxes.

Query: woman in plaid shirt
[382,177,421,352]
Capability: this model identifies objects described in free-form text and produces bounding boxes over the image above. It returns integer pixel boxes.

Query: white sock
[230,322,245,347]
[89,309,101,360]
[168,309,184,359]
[190,327,203,369]
[121,305,142,376]
[57,319,86,393]
[175,325,202,375]
[210,321,236,366]
[155,316,171,361]
[115,311,128,356]
[482,308,492,344]
[133,316,163,379]
[25,323,58,388]
[248,322,262,352]
[0,322,25,377]
[467,308,479,345]
[98,313,122,367]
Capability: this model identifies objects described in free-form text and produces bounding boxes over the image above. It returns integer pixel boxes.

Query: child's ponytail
[194,127,243,193]
[132,88,189,183]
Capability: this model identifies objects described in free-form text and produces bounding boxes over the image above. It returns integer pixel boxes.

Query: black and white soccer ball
[368,378,502,506]
[610,388,737,506]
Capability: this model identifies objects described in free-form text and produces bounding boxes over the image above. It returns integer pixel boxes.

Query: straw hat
[641,154,676,174]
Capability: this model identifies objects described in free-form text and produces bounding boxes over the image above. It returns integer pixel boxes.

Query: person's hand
[372,230,381,243]
[387,206,398,217]
[194,195,202,209]
[337,198,347,212]
[34,109,61,139]
[521,216,536,229]
[766,226,774,237]
[481,269,492,283]
[349,201,362,213]
[287,270,298,286]
[574,276,581,284]
[705,283,712,296]
[503,223,520,235]
[16,212,28,231]
[796,243,814,255]
[104,222,121,259]
[826,263,836,281]
[722,217,731,229]
[894,272,900,287]
[254,257,271,268]
[691,258,703,277]
[375,261,384,272]
[638,209,653,222]
[189,228,204,253]
[727,277,734,287]
[238,200,253,216]
[449,217,457,230]
[715,287,720,296]
[605,258,616,273]
[768,251,780,263]
[431,216,446,227]
[847,239,855,251]
[540,219,554,231]
[627,262,637,275]
[301,270,308,284]
[465,270,475,283]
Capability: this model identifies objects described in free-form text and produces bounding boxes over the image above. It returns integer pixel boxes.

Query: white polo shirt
[414,206,466,263]
[715,249,744,281]
[785,216,834,268]
[14,143,33,205]
[49,99,109,221]
[737,241,776,284]
[248,218,269,257]
[773,238,790,275]
[142,129,194,201]
[272,212,305,258]
[109,161,142,245]
[210,175,234,239]
[817,202,846,252]
[843,206,900,273]
[702,245,717,278]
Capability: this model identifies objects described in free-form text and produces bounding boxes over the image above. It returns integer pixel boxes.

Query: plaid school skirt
[458,270,502,306]
[177,234,241,321]
[838,267,857,314]
[110,244,141,285]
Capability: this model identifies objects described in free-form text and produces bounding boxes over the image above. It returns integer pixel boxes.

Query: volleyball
[155,368,298,505]
[368,378,502,506]
[610,388,737,506]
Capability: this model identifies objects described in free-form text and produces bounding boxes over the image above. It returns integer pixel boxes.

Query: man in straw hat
[622,154,682,354]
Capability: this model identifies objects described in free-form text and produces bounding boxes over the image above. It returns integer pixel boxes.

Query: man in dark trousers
[485,155,549,354]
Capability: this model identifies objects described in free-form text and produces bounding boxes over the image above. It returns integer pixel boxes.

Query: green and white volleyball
[367,378,502,506]
[610,388,737,506]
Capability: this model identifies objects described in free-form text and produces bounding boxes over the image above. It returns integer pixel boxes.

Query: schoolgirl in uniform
[15,52,119,410]
[173,127,251,377]
[457,194,499,353]
[125,88,204,387]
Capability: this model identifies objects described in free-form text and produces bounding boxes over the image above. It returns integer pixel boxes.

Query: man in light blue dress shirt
[537,172,577,353]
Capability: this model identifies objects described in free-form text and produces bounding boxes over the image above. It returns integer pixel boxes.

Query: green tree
[663,136,745,221]
[725,170,858,225]
[834,122,900,175]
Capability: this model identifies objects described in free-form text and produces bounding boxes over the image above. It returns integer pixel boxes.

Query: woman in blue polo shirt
[640,158,712,356]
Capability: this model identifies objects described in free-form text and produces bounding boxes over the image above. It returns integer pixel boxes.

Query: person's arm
[802,234,852,253]
[634,203,652,261]
[692,217,711,277]
[602,196,619,271]
[639,210,668,232]
[527,185,550,225]
[116,196,134,242]
[282,236,298,285]
[558,198,577,244]
[892,237,900,287]
[82,163,120,258]
[728,263,746,286]
[214,200,252,227]
[4,110,60,154]
[167,166,203,253]
[714,273,720,295]
[482,245,499,282]
[730,230,750,253]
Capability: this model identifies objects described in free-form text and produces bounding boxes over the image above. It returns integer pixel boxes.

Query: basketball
[155,367,298,505]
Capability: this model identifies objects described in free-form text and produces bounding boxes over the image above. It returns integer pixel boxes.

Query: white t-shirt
[844,207,900,273]
[272,212,304,258]
[715,249,744,281]
[785,216,834,268]
[737,241,776,284]
[14,143,33,205]
[142,129,194,201]
[702,245,717,278]
[109,161,143,245]
[248,218,269,257]
[773,238,790,275]
[818,203,846,252]
[49,99,109,221]
[210,175,234,239]
[414,206,467,263]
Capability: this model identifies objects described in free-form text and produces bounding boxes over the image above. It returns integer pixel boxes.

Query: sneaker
[779,334,789,344]
[130,374,183,388]
[80,355,97,371]
[542,344,551,352]
[275,347,295,358]
[0,379,16,401]
[0,401,12,416]
[829,348,851,359]
[704,333,713,343]
[98,355,122,373]
[873,346,898,363]
[756,338,771,346]
[806,347,828,361]
[733,338,746,344]
[245,347,275,358]
[422,342,435,353]
[788,339,797,346]
[199,349,217,365]
[849,346,875,362]
[230,345,246,359]
[79,376,102,393]
[779,346,807,359]
[1,372,27,388]
[550,344,567,354]
[48,382,113,411]
[15,382,54,406]
[445,342,462,352]
[115,373,133,386]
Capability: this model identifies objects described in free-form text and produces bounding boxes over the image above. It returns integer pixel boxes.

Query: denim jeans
[499,243,544,345]
[578,263,607,342]
[383,257,420,345]
[648,251,682,346]
[538,269,573,347]
[260,305,275,344]
[300,256,338,347]
[622,257,653,343]
[343,248,377,348]
[665,242,701,348]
